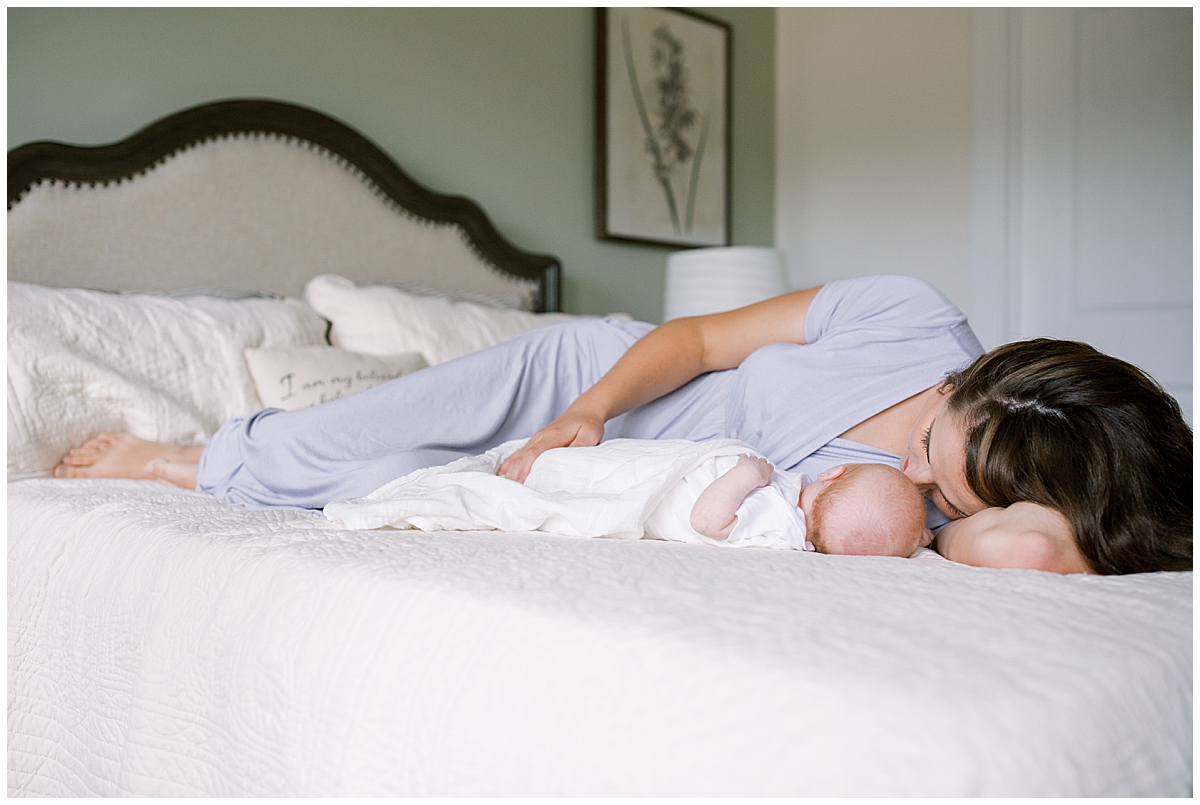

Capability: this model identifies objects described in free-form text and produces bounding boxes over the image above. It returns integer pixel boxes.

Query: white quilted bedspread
[8,479,1192,796]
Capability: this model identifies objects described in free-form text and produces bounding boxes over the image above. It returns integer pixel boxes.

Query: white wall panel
[774,9,973,317]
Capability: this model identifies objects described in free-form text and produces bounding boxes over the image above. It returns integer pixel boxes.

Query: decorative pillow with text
[244,345,428,410]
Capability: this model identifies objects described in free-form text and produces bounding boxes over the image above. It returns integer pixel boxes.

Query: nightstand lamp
[663,247,788,321]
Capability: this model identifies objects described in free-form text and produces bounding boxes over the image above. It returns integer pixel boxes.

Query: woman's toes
[63,433,125,466]
[74,433,115,454]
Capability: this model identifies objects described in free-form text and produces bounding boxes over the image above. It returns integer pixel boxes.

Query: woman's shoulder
[819,274,958,314]
[823,273,946,296]
[806,274,969,344]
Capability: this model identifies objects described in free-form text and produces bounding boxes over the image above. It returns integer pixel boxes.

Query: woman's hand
[497,410,605,483]
[934,501,1092,574]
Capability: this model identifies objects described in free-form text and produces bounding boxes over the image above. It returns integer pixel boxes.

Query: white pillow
[244,345,427,410]
[303,274,581,365]
[7,282,328,480]
[377,279,535,311]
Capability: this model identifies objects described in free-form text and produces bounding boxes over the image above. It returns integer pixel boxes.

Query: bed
[7,99,1192,797]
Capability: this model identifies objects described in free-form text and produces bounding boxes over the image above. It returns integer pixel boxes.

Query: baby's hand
[735,454,773,484]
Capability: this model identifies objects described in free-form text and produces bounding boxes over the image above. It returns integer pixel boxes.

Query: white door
[973,8,1192,422]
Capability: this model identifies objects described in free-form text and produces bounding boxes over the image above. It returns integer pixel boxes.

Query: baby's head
[799,463,931,557]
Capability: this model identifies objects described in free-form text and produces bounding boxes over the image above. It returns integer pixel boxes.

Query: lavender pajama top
[198,274,984,528]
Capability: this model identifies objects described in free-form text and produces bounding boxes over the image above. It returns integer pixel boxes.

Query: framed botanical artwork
[595,7,731,248]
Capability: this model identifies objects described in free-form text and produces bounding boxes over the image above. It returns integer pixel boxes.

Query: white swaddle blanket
[325,438,806,550]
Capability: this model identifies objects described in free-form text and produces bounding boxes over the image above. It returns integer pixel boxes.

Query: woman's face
[900,391,987,521]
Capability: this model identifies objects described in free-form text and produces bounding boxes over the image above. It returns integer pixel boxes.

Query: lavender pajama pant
[197,318,734,510]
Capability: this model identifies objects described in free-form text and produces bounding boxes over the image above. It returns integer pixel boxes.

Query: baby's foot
[53,433,203,488]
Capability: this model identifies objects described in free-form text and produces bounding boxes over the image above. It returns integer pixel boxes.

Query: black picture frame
[595,7,732,248]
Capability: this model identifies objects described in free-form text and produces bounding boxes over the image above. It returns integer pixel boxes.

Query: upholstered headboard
[8,99,560,311]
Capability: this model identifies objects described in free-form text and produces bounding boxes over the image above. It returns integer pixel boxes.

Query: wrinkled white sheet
[325,438,804,551]
[8,478,1192,796]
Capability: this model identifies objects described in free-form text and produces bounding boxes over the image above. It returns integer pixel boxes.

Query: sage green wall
[8,7,774,322]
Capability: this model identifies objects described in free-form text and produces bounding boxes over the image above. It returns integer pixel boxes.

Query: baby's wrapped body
[324,438,809,551]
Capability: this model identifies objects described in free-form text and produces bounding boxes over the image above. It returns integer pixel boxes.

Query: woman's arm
[934,502,1092,574]
[498,287,822,481]
[689,455,774,540]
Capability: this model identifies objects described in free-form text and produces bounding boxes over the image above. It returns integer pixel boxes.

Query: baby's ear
[817,465,847,482]
[919,528,935,548]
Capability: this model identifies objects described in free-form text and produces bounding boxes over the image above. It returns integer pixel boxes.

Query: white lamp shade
[664,247,788,321]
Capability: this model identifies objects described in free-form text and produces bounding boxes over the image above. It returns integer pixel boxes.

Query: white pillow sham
[303,274,581,365]
[244,345,427,411]
[7,282,328,480]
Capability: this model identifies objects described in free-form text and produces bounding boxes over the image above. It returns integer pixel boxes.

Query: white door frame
[970,8,1192,423]
[970,8,1021,352]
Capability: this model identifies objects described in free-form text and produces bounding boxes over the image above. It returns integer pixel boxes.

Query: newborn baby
[326,438,930,558]
[689,456,932,557]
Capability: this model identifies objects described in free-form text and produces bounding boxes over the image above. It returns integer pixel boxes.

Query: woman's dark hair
[944,339,1192,575]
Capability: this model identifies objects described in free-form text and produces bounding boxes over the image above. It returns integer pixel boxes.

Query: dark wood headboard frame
[7,99,561,312]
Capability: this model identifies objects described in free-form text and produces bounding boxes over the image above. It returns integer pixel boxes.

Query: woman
[54,276,1192,574]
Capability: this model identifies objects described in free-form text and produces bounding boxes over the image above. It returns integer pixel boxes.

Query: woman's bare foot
[144,459,199,490]
[52,433,203,489]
